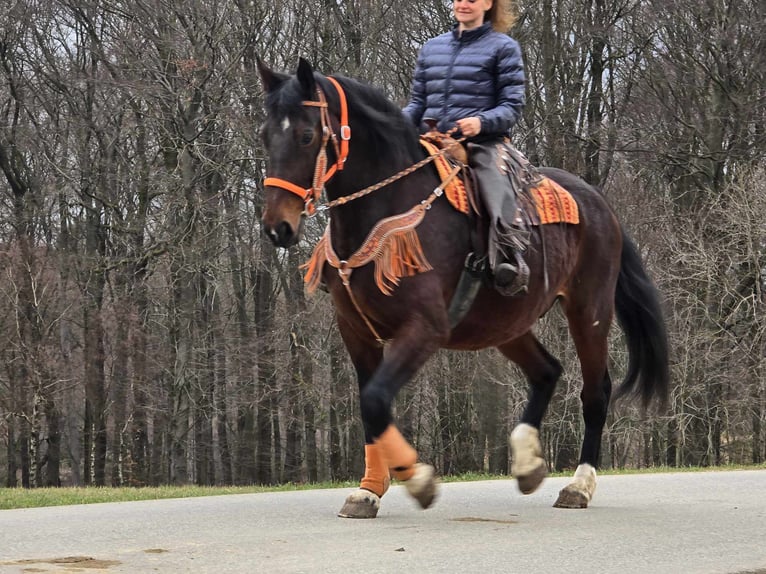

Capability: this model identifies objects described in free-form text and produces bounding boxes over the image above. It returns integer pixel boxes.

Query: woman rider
[403,0,528,295]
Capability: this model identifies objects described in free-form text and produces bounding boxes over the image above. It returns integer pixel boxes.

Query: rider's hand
[456,117,482,138]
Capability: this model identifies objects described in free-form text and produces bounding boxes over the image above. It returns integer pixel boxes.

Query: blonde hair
[486,0,518,33]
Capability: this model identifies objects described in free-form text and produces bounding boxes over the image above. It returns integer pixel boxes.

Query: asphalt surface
[1,470,765,574]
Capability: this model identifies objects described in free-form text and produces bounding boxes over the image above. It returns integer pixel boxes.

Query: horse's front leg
[337,442,391,519]
[338,311,446,518]
[335,317,388,518]
[374,424,438,510]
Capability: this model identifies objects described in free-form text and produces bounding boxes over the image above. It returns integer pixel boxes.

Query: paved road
[1,470,764,574]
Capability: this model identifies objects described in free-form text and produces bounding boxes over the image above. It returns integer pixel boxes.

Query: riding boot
[467,141,530,296]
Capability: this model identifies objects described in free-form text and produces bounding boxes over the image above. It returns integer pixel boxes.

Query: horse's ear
[296,57,316,98]
[257,56,288,94]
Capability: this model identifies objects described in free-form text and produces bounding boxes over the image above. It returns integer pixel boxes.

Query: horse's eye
[299,128,315,146]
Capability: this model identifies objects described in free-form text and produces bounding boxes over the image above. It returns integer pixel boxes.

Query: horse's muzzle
[261,189,305,248]
[263,220,298,248]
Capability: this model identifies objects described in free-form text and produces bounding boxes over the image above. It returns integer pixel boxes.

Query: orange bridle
[263,77,350,215]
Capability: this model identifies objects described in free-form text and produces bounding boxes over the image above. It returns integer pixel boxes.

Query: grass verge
[1,464,763,510]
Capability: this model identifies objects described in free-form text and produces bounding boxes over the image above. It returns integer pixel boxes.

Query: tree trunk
[540,0,565,167]
[196,273,217,486]
[19,418,30,488]
[304,401,318,483]
[131,286,150,486]
[328,335,348,480]
[236,406,256,485]
[283,375,303,483]
[222,200,249,485]
[253,243,277,485]
[6,418,17,487]
[209,285,231,484]
[111,293,130,486]
[83,298,108,486]
[752,376,763,464]
[216,380,232,485]
[286,249,317,482]
[168,146,196,484]
[216,382,233,484]
[584,0,605,185]
[438,371,453,475]
[43,396,61,487]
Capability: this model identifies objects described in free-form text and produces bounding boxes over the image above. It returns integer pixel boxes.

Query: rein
[314,146,459,214]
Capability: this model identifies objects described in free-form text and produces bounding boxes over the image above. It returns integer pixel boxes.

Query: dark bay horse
[258,58,669,518]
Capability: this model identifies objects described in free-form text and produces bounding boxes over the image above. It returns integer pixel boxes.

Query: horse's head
[258,57,338,248]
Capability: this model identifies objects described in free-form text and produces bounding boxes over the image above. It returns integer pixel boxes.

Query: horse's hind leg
[555,295,614,508]
[498,333,563,495]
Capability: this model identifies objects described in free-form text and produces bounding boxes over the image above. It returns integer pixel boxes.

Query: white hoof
[338,489,381,519]
[403,463,439,509]
[510,424,548,494]
[554,464,597,508]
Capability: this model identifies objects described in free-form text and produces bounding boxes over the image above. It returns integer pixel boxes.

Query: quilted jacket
[402,22,525,140]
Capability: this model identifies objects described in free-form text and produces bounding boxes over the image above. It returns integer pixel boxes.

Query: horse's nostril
[276,222,294,246]
[263,225,283,246]
[262,221,296,247]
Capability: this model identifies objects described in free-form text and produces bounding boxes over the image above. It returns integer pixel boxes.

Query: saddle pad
[420,139,470,214]
[420,139,577,225]
[529,177,579,225]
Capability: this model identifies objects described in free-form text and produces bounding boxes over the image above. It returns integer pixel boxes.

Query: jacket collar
[452,21,492,42]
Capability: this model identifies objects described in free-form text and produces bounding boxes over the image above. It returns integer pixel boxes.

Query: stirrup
[494,252,529,297]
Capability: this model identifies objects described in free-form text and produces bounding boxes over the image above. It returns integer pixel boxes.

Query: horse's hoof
[510,423,547,494]
[553,463,596,508]
[515,459,548,495]
[403,463,439,509]
[337,489,381,519]
[553,486,589,509]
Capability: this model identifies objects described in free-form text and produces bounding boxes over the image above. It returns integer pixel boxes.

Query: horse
[257,57,670,518]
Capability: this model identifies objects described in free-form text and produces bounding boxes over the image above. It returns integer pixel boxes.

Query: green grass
[1,464,763,510]
[0,482,352,510]
[592,463,766,475]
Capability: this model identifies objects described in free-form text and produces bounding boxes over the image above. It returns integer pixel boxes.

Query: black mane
[321,75,422,162]
[265,70,423,166]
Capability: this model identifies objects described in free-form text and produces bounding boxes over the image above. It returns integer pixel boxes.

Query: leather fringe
[302,224,433,296]
[373,227,432,295]
[302,233,328,294]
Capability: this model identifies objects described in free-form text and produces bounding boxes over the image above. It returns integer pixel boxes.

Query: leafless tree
[0,0,763,487]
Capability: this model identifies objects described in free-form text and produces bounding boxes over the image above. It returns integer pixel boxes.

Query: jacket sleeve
[402,49,427,127]
[476,38,525,136]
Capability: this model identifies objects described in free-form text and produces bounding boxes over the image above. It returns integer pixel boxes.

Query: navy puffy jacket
[403,22,525,139]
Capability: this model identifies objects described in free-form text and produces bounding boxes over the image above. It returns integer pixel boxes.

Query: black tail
[613,230,670,408]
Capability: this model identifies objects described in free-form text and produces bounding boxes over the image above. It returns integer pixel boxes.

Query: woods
[0,0,764,488]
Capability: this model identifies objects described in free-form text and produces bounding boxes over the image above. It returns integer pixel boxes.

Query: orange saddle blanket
[421,139,579,225]
[526,177,580,225]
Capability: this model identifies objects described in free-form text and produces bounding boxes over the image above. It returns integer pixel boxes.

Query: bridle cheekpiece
[263,77,350,215]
